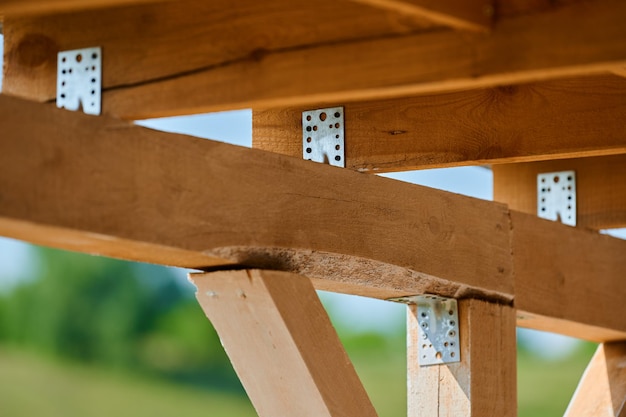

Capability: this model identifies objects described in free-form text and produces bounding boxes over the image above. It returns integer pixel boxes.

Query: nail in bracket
[537,171,576,226]
[302,107,345,168]
[389,295,461,366]
[57,47,102,115]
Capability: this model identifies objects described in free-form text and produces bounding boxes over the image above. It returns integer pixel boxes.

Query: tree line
[0,247,243,392]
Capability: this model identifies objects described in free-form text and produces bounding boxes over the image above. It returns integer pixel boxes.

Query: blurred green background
[0,243,596,416]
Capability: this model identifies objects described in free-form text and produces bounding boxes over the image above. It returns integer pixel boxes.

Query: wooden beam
[1,95,626,341]
[512,211,626,342]
[0,0,434,111]
[3,0,626,118]
[345,0,492,32]
[0,0,169,16]
[0,94,513,301]
[254,76,626,173]
[564,342,626,417]
[493,155,626,230]
[408,299,516,416]
[192,269,378,417]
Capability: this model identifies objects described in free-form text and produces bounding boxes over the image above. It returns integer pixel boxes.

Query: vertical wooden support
[564,342,626,417]
[191,269,379,417]
[407,299,517,416]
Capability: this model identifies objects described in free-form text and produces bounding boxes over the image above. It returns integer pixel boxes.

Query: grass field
[0,347,256,417]
[0,340,596,417]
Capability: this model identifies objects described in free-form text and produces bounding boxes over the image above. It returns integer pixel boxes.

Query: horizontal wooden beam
[493,155,626,230]
[0,0,169,16]
[0,94,513,301]
[3,0,626,118]
[0,0,434,112]
[564,342,626,417]
[1,95,626,341]
[345,0,492,32]
[512,211,626,342]
[193,270,378,417]
[254,76,626,173]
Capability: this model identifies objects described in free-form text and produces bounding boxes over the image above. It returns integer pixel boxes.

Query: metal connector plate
[302,107,345,167]
[389,295,460,366]
[537,171,576,226]
[57,47,102,115]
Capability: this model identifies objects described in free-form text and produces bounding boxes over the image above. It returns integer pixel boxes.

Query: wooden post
[564,342,626,417]
[407,299,517,416]
[191,269,378,417]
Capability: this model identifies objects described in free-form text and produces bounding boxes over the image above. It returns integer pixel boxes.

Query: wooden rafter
[2,0,625,118]
[345,0,492,32]
[254,76,626,173]
[0,0,434,113]
[1,95,626,341]
[494,155,626,230]
[192,270,378,417]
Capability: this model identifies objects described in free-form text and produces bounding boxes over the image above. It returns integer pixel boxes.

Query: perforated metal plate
[302,107,345,167]
[57,47,102,115]
[537,171,576,226]
[389,295,460,366]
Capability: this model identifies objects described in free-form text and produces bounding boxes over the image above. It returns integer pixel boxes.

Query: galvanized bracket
[537,171,576,226]
[302,107,345,167]
[389,295,460,366]
[57,47,102,115]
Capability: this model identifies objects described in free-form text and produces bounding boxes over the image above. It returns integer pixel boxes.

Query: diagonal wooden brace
[191,269,378,417]
[565,342,626,417]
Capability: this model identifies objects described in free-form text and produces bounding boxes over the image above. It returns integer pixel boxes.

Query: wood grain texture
[254,76,626,173]
[1,0,433,107]
[3,0,626,118]
[0,0,169,16]
[1,95,626,340]
[345,0,492,32]
[0,94,513,302]
[493,155,626,230]
[408,299,517,416]
[192,270,378,417]
[512,211,626,342]
[564,342,626,417]
[495,0,579,18]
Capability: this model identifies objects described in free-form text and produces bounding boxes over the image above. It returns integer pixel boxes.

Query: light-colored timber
[493,155,626,230]
[408,299,517,416]
[1,95,626,340]
[564,342,626,417]
[192,269,378,417]
[346,0,492,32]
[2,0,626,118]
[253,76,626,173]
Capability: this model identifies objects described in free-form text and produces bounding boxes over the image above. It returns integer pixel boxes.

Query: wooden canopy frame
[1,0,625,415]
